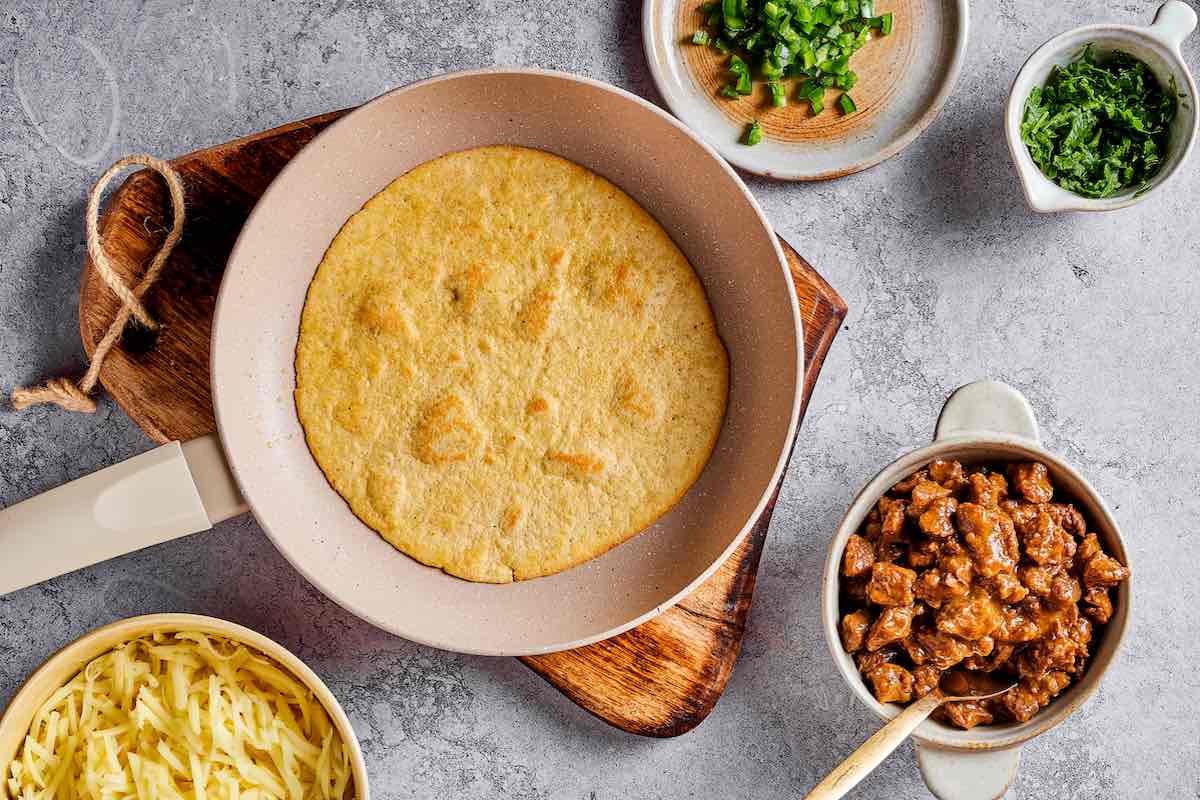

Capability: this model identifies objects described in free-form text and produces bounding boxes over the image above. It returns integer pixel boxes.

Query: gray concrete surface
[1,1,1197,797]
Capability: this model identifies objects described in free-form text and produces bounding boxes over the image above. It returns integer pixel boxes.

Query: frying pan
[0,70,802,656]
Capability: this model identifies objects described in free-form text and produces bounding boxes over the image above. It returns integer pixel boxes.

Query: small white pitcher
[1006,1,1198,212]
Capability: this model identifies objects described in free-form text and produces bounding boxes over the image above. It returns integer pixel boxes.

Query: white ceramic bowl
[1006,0,1198,212]
[0,614,370,800]
[820,381,1132,800]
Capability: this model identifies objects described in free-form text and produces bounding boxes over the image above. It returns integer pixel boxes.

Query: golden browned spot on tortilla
[333,397,374,435]
[366,469,407,524]
[615,372,658,425]
[447,262,492,317]
[518,287,559,341]
[413,394,482,466]
[543,449,606,483]
[501,504,524,534]
[358,290,414,338]
[590,259,647,314]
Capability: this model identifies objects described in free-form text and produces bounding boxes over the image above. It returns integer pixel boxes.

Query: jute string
[11,155,185,413]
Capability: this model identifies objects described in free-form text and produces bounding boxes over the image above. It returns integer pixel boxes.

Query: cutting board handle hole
[121,318,160,354]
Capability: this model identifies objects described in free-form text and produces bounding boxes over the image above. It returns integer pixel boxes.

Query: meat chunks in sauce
[839,460,1129,729]
[842,534,875,578]
[867,664,914,704]
[866,562,916,606]
[841,609,872,653]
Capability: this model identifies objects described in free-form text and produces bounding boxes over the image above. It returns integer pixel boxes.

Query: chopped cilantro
[1020,45,1176,198]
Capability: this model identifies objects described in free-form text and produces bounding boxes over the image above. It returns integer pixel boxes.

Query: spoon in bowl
[804,671,1016,800]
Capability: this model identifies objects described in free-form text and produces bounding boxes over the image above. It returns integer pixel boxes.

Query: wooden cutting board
[79,109,846,737]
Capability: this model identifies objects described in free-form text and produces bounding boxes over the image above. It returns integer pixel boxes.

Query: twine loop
[11,155,185,413]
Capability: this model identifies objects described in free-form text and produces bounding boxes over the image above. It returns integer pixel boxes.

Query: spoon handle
[804,693,943,800]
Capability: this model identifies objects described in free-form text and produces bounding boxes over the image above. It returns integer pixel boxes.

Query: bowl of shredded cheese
[0,614,367,800]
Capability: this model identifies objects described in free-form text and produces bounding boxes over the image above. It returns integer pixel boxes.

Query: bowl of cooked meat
[820,380,1131,800]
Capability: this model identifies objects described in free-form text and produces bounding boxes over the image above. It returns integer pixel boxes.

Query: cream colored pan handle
[0,433,246,596]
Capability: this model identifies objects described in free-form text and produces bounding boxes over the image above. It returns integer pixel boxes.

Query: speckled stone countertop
[1,1,1197,797]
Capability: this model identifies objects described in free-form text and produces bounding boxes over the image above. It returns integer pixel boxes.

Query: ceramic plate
[643,0,969,179]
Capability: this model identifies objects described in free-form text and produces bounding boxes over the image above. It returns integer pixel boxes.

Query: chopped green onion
[799,40,817,69]
[839,93,857,114]
[743,120,763,145]
[695,0,895,141]
[768,80,787,107]
[777,19,800,45]
[809,89,825,115]
[796,5,814,32]
[722,0,745,31]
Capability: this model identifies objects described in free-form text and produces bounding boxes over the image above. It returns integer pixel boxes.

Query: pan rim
[211,67,804,655]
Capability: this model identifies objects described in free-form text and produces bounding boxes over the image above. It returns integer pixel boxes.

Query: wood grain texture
[78,110,846,737]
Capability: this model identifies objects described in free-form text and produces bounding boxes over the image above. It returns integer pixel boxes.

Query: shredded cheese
[4,632,354,800]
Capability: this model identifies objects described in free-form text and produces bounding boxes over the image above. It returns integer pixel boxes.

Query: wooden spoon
[804,672,1016,800]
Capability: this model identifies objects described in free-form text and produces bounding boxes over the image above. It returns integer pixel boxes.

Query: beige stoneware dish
[820,380,1131,800]
[0,70,803,657]
[0,613,369,799]
[643,0,970,179]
